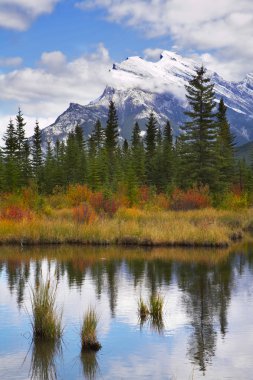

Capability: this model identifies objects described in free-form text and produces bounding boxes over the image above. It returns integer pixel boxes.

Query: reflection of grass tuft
[138,297,149,321]
[81,351,99,380]
[30,339,61,380]
[149,294,164,320]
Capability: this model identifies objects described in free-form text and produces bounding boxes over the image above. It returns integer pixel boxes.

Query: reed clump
[30,278,62,341]
[81,308,101,352]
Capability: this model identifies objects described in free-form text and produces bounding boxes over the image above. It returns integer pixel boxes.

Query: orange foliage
[170,186,211,211]
[89,192,104,212]
[73,203,97,224]
[67,184,92,206]
[103,198,120,217]
[1,206,32,221]
[155,193,170,210]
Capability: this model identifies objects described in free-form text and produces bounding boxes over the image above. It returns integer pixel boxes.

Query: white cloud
[0,56,23,67]
[76,0,253,80]
[0,0,60,30]
[0,44,112,134]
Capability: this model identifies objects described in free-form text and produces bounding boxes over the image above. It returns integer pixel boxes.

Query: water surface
[0,244,253,379]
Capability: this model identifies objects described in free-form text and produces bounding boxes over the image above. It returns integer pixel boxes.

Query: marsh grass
[30,278,62,341]
[0,208,248,247]
[81,308,101,352]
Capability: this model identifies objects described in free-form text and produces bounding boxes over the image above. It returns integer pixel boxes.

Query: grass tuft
[30,278,62,341]
[81,307,101,352]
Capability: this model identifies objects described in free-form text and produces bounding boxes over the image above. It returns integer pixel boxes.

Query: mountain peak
[41,50,253,147]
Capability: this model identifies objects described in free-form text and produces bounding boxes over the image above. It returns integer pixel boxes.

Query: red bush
[89,192,104,212]
[102,198,120,217]
[1,206,32,221]
[170,186,211,211]
[73,203,96,224]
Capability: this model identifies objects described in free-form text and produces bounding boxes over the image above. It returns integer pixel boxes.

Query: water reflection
[81,351,99,380]
[0,243,252,379]
[29,340,61,380]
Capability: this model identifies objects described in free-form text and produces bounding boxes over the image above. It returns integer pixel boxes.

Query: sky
[0,0,253,136]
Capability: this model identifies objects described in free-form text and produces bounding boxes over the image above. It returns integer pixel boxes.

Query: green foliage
[178,66,218,189]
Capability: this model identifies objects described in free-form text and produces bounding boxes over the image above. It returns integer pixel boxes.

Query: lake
[0,243,253,379]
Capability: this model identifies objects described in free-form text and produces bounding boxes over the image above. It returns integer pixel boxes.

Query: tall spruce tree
[161,120,174,191]
[3,119,19,190]
[179,66,218,189]
[105,101,119,184]
[105,101,119,154]
[145,112,158,185]
[93,119,105,153]
[216,98,235,189]
[32,121,43,185]
[131,122,145,185]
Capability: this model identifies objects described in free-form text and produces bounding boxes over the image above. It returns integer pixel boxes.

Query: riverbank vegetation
[0,66,253,247]
[0,185,251,246]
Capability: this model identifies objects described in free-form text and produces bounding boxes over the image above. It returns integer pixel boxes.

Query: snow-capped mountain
[41,51,253,145]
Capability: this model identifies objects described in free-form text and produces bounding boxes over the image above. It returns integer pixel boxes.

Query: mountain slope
[41,51,253,146]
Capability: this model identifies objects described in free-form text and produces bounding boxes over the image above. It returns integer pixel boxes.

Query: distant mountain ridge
[40,51,253,146]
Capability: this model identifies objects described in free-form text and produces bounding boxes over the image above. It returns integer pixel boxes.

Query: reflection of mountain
[1,245,251,375]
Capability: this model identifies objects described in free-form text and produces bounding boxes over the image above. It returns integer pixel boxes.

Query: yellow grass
[0,208,251,247]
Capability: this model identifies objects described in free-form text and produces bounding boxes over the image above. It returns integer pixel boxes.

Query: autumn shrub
[1,205,32,221]
[138,186,151,205]
[67,184,92,207]
[73,203,97,224]
[102,198,120,217]
[22,185,45,212]
[89,192,104,212]
[219,192,248,210]
[153,193,170,210]
[170,186,211,211]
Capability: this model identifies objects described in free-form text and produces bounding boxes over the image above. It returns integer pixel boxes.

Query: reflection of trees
[176,258,234,373]
[104,260,121,317]
[29,339,61,380]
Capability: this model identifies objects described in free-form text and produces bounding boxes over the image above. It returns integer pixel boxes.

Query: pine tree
[216,98,235,190]
[22,140,32,185]
[161,120,174,191]
[74,125,86,183]
[145,112,158,185]
[105,101,119,154]
[131,122,145,186]
[32,121,43,185]
[179,66,218,189]
[43,141,55,193]
[93,119,105,153]
[105,101,119,184]
[16,108,26,154]
[3,119,19,190]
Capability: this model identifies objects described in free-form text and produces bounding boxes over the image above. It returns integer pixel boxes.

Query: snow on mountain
[41,51,253,146]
